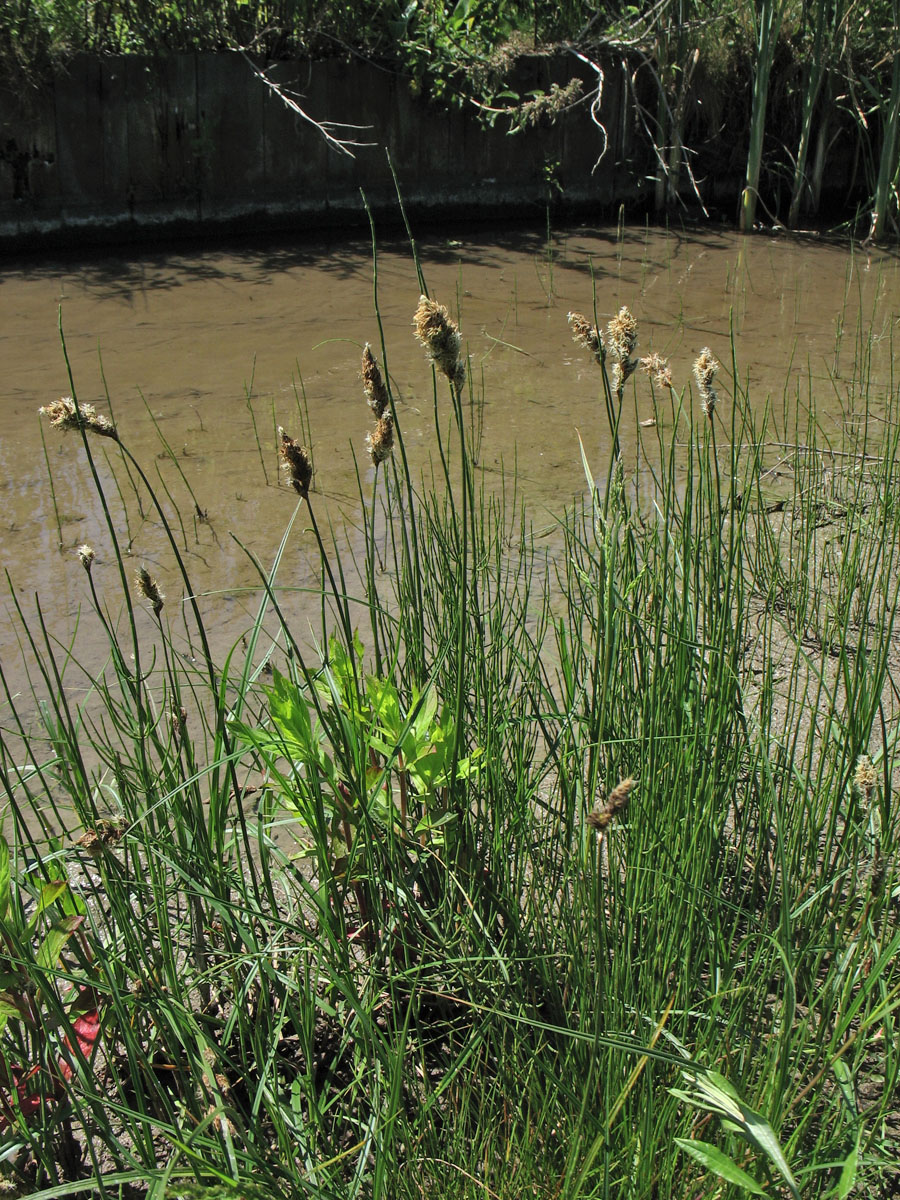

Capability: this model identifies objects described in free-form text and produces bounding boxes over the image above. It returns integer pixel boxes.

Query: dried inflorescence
[854,755,877,801]
[567,311,604,365]
[74,818,125,858]
[693,348,719,419]
[361,345,395,468]
[639,352,674,390]
[586,777,637,838]
[515,78,584,129]
[607,306,639,396]
[607,307,639,363]
[278,427,314,498]
[362,343,389,420]
[366,414,394,467]
[172,704,188,743]
[40,396,118,440]
[135,567,164,617]
[413,295,466,390]
[77,544,96,572]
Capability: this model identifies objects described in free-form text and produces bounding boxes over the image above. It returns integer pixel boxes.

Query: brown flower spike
[607,307,639,396]
[413,295,466,389]
[135,567,164,617]
[278,427,313,498]
[586,777,637,838]
[693,348,719,419]
[854,755,877,801]
[362,344,389,420]
[607,307,638,363]
[639,352,673,390]
[40,396,118,440]
[366,414,394,467]
[568,311,604,365]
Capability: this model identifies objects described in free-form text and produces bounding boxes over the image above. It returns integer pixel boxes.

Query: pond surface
[2,221,900,725]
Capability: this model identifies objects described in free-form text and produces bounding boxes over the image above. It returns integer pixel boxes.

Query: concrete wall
[0,52,644,246]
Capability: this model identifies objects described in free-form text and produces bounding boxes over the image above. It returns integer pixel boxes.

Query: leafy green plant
[673,1068,801,1198]
[230,635,482,947]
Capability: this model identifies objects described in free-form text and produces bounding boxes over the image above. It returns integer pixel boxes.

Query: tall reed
[0,249,898,1200]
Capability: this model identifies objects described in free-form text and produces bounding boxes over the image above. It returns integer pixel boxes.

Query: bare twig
[622,50,709,215]
[241,52,375,158]
[570,48,609,171]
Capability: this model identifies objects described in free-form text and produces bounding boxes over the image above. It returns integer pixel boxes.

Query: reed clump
[3,278,899,1200]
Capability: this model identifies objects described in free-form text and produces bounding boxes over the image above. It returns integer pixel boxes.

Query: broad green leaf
[0,995,26,1022]
[832,1058,858,1120]
[407,747,447,793]
[367,676,401,738]
[267,671,314,749]
[36,914,83,971]
[415,811,456,833]
[28,879,69,931]
[732,1098,800,1198]
[675,1138,770,1196]
[674,1070,800,1200]
[830,1131,860,1199]
[410,685,437,740]
[456,749,483,779]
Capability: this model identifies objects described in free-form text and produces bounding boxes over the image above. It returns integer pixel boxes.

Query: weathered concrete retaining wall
[0,52,647,246]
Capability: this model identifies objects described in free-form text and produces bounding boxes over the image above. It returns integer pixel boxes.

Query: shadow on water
[4,215,747,301]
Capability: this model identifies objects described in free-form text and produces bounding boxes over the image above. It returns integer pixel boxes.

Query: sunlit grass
[0,243,899,1200]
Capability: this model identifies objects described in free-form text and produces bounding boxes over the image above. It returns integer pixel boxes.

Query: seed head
[172,704,188,741]
[135,567,164,617]
[362,344,389,420]
[413,295,466,389]
[40,396,118,440]
[278,427,313,498]
[639,352,673,390]
[74,819,124,858]
[693,348,719,419]
[854,755,877,801]
[568,311,604,364]
[586,777,636,837]
[77,544,95,572]
[607,307,638,363]
[366,413,394,467]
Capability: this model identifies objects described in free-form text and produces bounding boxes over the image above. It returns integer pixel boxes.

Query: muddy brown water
[2,223,900,758]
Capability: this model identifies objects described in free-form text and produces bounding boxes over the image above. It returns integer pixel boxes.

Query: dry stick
[240,51,374,158]
[621,50,708,216]
[244,354,268,486]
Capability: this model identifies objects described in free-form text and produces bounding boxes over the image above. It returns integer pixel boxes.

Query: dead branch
[241,52,375,158]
